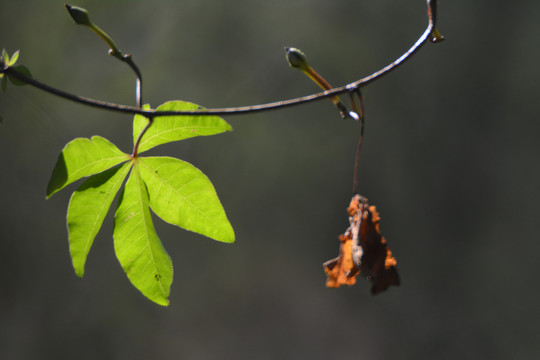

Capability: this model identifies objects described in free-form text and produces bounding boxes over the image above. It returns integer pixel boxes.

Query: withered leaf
[323,233,360,288]
[323,195,400,295]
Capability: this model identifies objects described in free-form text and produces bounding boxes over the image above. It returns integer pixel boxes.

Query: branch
[1,0,442,118]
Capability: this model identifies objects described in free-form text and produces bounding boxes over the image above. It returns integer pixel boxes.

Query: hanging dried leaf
[323,233,360,288]
[323,195,400,295]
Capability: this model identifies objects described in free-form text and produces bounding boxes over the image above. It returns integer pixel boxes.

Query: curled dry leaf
[323,195,400,295]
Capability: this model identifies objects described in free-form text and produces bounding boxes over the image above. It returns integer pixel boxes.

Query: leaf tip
[224,232,236,244]
[215,228,235,244]
[150,293,170,307]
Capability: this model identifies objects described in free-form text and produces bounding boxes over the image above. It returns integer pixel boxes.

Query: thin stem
[96,34,143,107]
[105,50,142,107]
[132,116,153,157]
[2,0,440,119]
[350,90,365,195]
[64,4,143,106]
[302,64,350,119]
[125,56,143,108]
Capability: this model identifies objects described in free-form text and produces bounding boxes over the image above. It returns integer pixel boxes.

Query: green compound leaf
[67,162,132,277]
[47,136,130,198]
[133,100,232,154]
[114,163,172,306]
[138,156,235,243]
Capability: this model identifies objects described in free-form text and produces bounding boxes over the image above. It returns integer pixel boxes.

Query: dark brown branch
[112,52,143,108]
[1,0,441,118]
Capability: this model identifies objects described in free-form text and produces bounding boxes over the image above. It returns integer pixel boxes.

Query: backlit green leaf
[133,100,232,154]
[2,49,8,65]
[138,156,234,243]
[47,136,130,198]
[114,163,172,306]
[8,50,19,66]
[67,162,132,277]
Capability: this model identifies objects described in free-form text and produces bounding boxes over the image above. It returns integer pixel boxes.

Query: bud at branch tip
[65,4,93,27]
[285,47,309,71]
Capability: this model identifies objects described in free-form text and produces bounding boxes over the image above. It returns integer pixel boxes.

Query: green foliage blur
[1,0,539,359]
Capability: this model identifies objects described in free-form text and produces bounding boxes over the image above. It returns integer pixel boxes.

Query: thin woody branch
[1,0,442,118]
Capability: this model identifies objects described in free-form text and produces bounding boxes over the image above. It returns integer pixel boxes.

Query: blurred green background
[1,0,539,359]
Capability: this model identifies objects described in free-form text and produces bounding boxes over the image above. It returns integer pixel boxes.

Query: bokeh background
[1,0,539,359]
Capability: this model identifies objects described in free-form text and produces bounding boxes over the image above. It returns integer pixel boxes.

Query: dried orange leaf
[323,234,359,288]
[323,195,400,295]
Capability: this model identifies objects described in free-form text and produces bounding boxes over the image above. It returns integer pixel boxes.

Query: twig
[64,4,143,107]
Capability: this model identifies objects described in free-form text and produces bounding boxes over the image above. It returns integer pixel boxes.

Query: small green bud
[285,47,309,71]
[65,4,93,27]
[429,28,445,43]
[64,5,121,56]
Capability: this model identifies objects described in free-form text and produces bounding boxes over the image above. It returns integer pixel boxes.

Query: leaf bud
[285,47,309,71]
[65,4,93,27]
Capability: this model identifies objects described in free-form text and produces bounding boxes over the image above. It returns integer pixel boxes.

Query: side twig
[64,4,143,107]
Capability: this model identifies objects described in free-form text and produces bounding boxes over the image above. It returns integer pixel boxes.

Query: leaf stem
[349,90,365,195]
[132,116,153,158]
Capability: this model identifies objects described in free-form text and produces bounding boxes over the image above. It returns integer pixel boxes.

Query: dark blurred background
[1,0,539,359]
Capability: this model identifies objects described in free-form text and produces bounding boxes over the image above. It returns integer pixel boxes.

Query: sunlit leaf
[67,162,132,277]
[2,49,8,65]
[133,100,232,154]
[47,136,130,197]
[113,163,172,306]
[7,50,19,66]
[138,156,235,243]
